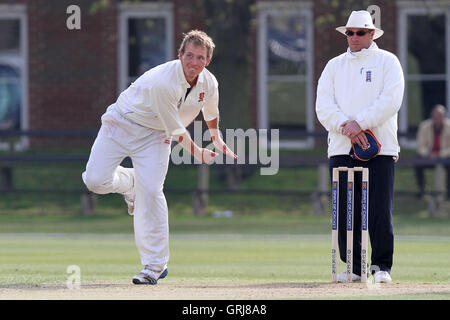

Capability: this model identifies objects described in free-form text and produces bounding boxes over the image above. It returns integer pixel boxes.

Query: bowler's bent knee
[82,171,113,194]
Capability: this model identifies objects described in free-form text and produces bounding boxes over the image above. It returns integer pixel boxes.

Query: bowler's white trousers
[82,105,171,278]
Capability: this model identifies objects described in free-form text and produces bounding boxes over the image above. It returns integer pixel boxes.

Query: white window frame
[118,2,174,93]
[397,1,450,149]
[257,1,314,149]
[0,4,28,150]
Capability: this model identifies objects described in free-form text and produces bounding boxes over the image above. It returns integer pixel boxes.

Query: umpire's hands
[341,120,369,148]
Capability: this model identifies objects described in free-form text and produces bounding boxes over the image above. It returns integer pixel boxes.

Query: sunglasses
[345,30,372,37]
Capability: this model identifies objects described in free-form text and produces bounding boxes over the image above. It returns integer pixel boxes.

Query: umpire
[316,11,405,283]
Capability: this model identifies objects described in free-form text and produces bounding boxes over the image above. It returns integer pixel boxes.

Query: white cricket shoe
[119,167,135,216]
[132,267,168,285]
[123,192,135,216]
[373,271,392,283]
[337,271,361,282]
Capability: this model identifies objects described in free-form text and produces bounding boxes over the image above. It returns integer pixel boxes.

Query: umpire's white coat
[82,60,219,279]
[316,42,405,158]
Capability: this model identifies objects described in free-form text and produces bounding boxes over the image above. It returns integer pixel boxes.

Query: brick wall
[27,0,118,132]
[0,0,402,148]
[12,0,203,147]
[0,0,119,147]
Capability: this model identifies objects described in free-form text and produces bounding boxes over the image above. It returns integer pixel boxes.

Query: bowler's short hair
[178,30,215,60]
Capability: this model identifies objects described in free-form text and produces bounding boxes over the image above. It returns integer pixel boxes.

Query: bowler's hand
[177,133,219,163]
[198,148,219,163]
[341,120,368,148]
[211,135,238,160]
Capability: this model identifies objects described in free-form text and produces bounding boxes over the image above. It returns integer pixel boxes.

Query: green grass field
[0,213,449,299]
[0,155,449,300]
[0,234,449,300]
[1,233,448,285]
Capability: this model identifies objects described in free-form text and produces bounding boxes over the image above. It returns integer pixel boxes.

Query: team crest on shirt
[198,92,205,102]
[366,71,372,82]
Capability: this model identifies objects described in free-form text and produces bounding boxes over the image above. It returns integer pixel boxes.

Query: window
[397,3,450,148]
[0,5,27,149]
[0,52,21,131]
[118,2,174,92]
[257,2,313,148]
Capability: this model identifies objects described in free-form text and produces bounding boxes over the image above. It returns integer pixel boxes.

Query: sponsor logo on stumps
[362,181,368,230]
[347,182,353,231]
[332,182,338,230]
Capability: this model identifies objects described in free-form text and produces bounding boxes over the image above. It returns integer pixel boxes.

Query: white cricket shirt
[114,59,219,137]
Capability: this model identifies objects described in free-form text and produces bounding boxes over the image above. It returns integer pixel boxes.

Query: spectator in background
[415,104,450,199]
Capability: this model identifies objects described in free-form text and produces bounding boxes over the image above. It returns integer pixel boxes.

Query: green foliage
[89,0,111,15]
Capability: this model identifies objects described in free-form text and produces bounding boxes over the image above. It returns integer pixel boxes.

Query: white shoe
[123,193,135,216]
[373,271,392,283]
[337,271,361,282]
[118,167,135,216]
[132,267,168,285]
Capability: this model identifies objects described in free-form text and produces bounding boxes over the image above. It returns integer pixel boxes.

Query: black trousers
[329,155,395,275]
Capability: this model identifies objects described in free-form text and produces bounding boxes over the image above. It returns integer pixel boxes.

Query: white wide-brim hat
[336,10,384,40]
